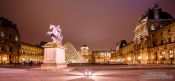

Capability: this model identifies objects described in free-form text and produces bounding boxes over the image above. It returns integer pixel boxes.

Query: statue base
[41,63,67,69]
[41,42,67,69]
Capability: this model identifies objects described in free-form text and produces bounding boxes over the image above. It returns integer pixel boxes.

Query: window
[168,38,172,43]
[151,24,155,30]
[144,27,148,32]
[1,32,4,37]
[9,34,12,39]
[161,51,165,60]
[152,41,156,47]
[168,29,171,32]
[170,49,174,59]
[155,52,158,60]
[9,47,13,52]
[15,36,18,41]
[160,24,163,28]
[1,46,4,51]
[161,40,164,45]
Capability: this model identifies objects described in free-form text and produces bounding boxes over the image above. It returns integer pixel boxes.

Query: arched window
[161,51,165,60]
[1,32,4,37]
[15,36,18,41]
[9,47,13,52]
[1,46,4,51]
[169,49,174,60]
[160,24,163,28]
[9,34,12,39]
[151,24,155,31]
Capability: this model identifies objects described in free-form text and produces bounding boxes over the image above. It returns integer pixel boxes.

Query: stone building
[80,44,92,62]
[0,17,21,63]
[0,16,44,64]
[149,23,175,64]
[19,42,44,63]
[116,42,134,64]
[91,50,116,64]
[116,4,175,64]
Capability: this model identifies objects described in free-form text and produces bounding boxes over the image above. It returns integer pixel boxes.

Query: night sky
[0,0,175,51]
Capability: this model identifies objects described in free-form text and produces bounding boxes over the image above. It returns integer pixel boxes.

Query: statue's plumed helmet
[49,24,62,32]
[49,24,55,29]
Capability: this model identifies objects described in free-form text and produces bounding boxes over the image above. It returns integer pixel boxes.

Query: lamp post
[160,56,162,64]
[127,57,131,64]
[122,58,125,64]
[84,69,92,77]
[3,57,7,64]
[118,58,121,64]
[170,50,174,64]
[138,56,141,64]
[22,58,26,62]
[152,57,154,64]
[146,57,148,64]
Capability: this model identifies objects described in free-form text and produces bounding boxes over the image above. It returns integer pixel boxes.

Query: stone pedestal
[41,42,67,69]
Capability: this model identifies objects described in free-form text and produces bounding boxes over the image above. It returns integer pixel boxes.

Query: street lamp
[127,57,131,63]
[3,57,7,60]
[152,57,155,64]
[159,56,162,58]
[3,57,7,63]
[146,57,149,64]
[22,58,25,61]
[138,56,141,64]
[117,59,121,64]
[84,70,92,77]
[122,59,125,64]
[22,58,26,63]
[159,56,162,64]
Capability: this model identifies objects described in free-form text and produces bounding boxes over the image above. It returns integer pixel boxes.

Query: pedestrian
[171,60,173,65]
[29,61,33,67]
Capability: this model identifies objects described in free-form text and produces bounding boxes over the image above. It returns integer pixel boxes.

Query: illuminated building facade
[0,17,21,63]
[0,16,44,64]
[91,50,116,63]
[116,4,175,64]
[19,42,44,63]
[80,45,92,62]
[116,42,134,64]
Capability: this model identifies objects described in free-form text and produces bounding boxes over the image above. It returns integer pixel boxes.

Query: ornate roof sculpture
[139,4,174,21]
[134,4,175,44]
[0,16,19,31]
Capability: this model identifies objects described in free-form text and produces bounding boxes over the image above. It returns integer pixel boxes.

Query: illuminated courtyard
[0,64,175,81]
[1,0,175,81]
